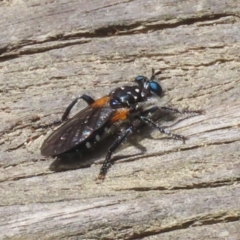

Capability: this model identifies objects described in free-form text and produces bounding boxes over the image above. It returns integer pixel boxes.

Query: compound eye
[149,81,162,96]
[135,76,146,86]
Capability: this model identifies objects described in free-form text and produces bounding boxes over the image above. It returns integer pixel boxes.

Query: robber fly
[41,69,201,179]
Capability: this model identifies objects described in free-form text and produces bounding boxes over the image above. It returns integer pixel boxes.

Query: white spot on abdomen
[86,142,91,148]
[95,135,100,141]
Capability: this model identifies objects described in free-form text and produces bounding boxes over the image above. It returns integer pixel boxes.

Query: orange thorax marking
[91,96,110,107]
[111,108,130,122]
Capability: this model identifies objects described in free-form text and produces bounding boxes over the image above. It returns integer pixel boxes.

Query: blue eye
[135,76,146,86]
[135,76,144,81]
[149,81,162,96]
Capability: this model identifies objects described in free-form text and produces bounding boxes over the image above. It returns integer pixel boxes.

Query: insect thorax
[109,85,147,109]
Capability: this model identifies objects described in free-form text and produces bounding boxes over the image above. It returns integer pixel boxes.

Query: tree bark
[0,0,240,239]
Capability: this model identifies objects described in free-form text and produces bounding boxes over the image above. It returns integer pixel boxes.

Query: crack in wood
[128,211,240,240]
[0,13,237,61]
[116,178,240,192]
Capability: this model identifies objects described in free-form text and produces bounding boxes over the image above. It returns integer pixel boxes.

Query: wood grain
[0,0,240,239]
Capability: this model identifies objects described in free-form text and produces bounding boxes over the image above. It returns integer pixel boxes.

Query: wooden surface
[0,0,240,239]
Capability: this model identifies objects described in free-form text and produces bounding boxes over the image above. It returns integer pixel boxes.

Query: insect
[41,69,201,179]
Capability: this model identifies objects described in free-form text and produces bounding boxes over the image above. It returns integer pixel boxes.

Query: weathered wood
[0,0,240,239]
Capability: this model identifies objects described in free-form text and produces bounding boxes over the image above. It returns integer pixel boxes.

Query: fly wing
[41,105,114,156]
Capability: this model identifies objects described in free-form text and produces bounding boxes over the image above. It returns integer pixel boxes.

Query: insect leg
[160,107,203,115]
[61,94,95,121]
[98,125,134,179]
[35,94,95,129]
[140,106,203,116]
[139,114,187,142]
[140,106,159,116]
